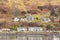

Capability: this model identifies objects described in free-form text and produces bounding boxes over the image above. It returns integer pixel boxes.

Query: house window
[46,18,49,21]
[42,18,50,22]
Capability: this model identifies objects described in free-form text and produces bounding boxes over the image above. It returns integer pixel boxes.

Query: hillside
[0,0,60,29]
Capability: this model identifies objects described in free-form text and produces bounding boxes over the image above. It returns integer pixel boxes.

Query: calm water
[0,34,60,40]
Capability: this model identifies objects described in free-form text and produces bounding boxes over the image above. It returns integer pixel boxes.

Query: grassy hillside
[0,0,60,31]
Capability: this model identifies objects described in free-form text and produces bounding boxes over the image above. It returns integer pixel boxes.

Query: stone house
[26,14,34,22]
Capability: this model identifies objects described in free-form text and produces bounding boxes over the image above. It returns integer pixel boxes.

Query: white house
[26,14,34,22]
[1,28,10,32]
[41,18,51,22]
[0,29,2,32]
[14,17,19,22]
[17,27,27,32]
[28,27,43,32]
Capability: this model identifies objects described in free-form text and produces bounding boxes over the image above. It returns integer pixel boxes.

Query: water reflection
[0,34,60,40]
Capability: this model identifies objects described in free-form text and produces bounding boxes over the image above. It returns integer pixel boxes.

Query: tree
[46,24,52,30]
[14,8,21,17]
[0,21,6,28]
[9,8,21,17]
[50,7,58,17]
[57,6,60,16]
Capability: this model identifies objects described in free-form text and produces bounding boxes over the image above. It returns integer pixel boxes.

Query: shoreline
[0,31,60,35]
